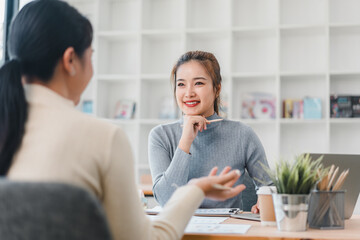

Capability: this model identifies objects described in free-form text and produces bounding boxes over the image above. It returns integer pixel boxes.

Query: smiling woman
[148,50,273,212]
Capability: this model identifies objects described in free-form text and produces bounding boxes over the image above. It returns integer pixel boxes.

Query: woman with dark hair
[149,51,272,213]
[0,1,245,239]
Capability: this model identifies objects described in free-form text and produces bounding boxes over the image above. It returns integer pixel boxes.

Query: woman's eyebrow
[176,76,208,82]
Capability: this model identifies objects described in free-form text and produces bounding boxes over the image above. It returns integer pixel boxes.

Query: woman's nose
[185,86,195,97]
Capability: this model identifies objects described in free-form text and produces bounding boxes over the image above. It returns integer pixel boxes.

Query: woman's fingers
[251,203,260,213]
[212,184,246,201]
[208,167,218,176]
[219,166,232,176]
[218,169,241,185]
[223,184,246,199]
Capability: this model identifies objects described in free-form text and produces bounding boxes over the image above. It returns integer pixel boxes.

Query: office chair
[0,180,112,240]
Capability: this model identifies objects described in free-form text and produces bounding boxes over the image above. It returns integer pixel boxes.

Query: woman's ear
[216,84,221,98]
[62,47,76,76]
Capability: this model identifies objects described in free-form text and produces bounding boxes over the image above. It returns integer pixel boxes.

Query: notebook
[309,153,360,219]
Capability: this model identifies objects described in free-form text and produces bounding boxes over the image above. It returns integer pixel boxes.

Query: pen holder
[308,190,345,229]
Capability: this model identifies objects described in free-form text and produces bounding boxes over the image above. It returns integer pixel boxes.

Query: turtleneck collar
[25,83,75,108]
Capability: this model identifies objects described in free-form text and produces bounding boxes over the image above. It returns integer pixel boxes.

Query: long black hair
[0,0,93,175]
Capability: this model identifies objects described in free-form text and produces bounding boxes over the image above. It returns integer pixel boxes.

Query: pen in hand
[180,118,223,127]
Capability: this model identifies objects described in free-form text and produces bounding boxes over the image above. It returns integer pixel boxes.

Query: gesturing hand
[189,166,246,201]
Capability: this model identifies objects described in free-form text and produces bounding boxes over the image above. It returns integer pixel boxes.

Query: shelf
[142,0,183,30]
[186,32,231,74]
[232,76,276,119]
[186,0,231,29]
[330,74,360,95]
[330,118,360,124]
[280,25,326,31]
[139,119,176,125]
[330,23,360,29]
[67,0,360,181]
[98,0,140,31]
[280,75,326,118]
[280,72,326,77]
[280,27,326,73]
[97,31,138,40]
[186,28,230,35]
[232,72,276,78]
[97,37,139,75]
[280,119,326,124]
[232,26,276,33]
[279,0,326,26]
[97,74,138,82]
[280,122,327,159]
[142,29,181,35]
[102,118,138,125]
[330,122,360,154]
[141,33,182,75]
[240,119,276,125]
[141,74,169,81]
[330,71,360,76]
[330,26,360,73]
[97,81,138,119]
[139,80,177,119]
[232,0,277,28]
[329,0,360,26]
[232,29,277,73]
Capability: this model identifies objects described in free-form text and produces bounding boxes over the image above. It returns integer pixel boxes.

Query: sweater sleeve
[242,126,272,189]
[102,128,204,240]
[148,126,192,206]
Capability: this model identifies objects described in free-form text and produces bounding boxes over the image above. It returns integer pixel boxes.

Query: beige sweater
[8,84,204,240]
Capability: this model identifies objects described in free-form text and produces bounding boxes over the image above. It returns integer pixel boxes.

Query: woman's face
[175,60,217,117]
[73,47,93,105]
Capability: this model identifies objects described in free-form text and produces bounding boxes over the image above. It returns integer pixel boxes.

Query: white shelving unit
[67,0,360,182]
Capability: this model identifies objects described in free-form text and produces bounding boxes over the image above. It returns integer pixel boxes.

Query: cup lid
[257,186,277,194]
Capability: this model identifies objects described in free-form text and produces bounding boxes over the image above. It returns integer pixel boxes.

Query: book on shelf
[82,100,93,114]
[303,97,321,119]
[352,96,360,118]
[282,97,321,119]
[330,95,360,118]
[114,99,136,119]
[241,92,276,119]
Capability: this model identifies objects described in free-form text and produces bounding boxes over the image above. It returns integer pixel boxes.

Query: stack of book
[282,97,322,119]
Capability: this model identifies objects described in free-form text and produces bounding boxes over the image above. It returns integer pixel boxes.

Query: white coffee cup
[257,186,277,226]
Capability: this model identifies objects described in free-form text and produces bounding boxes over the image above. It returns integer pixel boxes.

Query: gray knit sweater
[148,113,271,208]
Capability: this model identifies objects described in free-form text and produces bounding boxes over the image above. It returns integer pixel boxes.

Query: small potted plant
[262,153,323,231]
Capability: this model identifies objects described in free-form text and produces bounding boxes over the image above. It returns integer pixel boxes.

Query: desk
[183,215,360,240]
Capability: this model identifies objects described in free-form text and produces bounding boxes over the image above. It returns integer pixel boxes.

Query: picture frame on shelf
[114,99,136,119]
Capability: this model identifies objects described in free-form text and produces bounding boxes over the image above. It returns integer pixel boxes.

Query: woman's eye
[177,83,184,87]
[195,82,204,85]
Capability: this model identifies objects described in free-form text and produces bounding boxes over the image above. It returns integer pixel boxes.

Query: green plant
[262,153,324,194]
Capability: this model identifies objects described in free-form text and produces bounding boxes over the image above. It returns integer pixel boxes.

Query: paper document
[189,216,228,224]
[185,224,251,234]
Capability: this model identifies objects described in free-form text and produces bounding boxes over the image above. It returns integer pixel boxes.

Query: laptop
[309,153,360,219]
